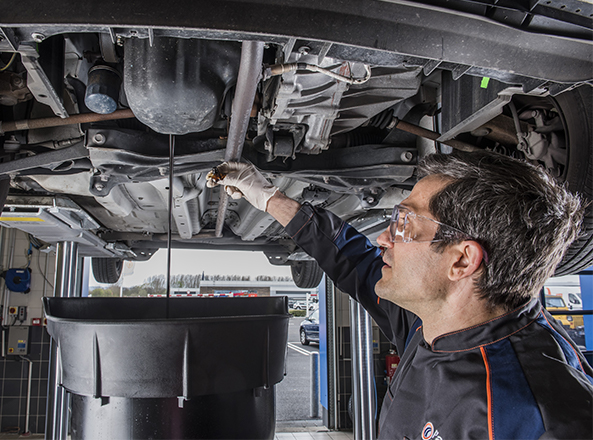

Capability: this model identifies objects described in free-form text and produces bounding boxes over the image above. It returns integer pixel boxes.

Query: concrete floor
[275,420,353,440]
[0,420,352,439]
[275,433,354,440]
[0,432,351,440]
[0,428,352,439]
[0,435,44,439]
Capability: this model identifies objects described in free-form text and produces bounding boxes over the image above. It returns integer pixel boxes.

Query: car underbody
[0,0,592,285]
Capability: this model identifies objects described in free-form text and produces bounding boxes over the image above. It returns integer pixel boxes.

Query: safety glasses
[388,204,489,263]
[389,205,469,243]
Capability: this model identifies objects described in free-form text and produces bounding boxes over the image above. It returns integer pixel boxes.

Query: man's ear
[448,241,484,282]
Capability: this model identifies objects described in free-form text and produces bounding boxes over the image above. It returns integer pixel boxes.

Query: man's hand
[206,162,279,212]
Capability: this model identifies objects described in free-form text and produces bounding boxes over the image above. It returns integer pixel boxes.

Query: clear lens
[387,204,488,264]
[389,205,455,243]
[389,206,419,242]
[389,205,403,242]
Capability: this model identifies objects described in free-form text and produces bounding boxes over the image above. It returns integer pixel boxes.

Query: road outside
[276,316,320,422]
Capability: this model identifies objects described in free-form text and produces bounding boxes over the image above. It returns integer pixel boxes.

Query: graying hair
[418,151,584,311]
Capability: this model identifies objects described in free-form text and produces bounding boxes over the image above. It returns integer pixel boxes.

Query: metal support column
[350,298,376,440]
[322,276,339,429]
[46,241,79,439]
[310,352,319,418]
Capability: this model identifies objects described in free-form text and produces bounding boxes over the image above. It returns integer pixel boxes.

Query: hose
[508,101,526,149]
[264,62,371,85]
[0,53,16,72]
[0,108,135,134]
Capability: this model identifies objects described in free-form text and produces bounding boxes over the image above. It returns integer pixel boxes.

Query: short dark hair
[418,150,584,311]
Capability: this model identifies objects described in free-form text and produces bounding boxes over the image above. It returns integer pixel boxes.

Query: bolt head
[31,33,46,43]
[401,151,414,162]
[94,183,104,191]
[11,76,24,88]
[93,133,106,145]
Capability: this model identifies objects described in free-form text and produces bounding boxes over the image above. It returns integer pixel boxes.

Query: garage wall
[0,228,56,435]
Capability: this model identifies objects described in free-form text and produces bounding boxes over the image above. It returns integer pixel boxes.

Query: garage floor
[275,420,354,440]
[0,420,353,439]
[276,433,353,440]
[276,432,353,440]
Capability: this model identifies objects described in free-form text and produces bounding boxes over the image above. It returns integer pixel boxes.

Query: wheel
[291,261,324,289]
[92,258,124,284]
[549,86,593,275]
[505,85,593,275]
[300,329,310,346]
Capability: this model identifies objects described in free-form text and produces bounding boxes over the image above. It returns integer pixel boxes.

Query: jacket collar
[429,298,542,353]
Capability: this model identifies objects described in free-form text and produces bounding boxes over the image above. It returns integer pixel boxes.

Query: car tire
[92,258,124,284]
[549,85,593,275]
[291,261,324,289]
[300,329,310,346]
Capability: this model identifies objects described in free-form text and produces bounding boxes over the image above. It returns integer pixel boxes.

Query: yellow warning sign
[0,217,45,222]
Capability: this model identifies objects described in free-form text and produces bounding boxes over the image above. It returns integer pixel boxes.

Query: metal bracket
[20,48,69,118]
[0,142,88,176]
[438,93,514,142]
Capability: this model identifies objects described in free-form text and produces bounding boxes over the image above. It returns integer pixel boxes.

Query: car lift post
[45,241,79,439]
[350,298,376,440]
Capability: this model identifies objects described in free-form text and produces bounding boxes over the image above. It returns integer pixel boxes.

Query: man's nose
[377,228,392,248]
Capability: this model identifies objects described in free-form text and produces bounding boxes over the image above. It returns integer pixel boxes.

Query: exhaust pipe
[215,41,264,237]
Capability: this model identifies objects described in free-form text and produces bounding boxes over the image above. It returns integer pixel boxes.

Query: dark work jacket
[285,203,593,440]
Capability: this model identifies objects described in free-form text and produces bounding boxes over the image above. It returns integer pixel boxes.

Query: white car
[292,301,307,310]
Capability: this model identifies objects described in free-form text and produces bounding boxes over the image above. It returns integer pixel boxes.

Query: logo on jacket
[422,422,443,440]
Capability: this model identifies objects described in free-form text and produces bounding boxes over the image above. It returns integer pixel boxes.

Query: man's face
[375,175,452,312]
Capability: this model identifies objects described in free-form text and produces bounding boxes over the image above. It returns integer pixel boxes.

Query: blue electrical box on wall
[3,268,32,293]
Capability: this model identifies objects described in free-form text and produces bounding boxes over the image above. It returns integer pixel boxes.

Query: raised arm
[266,191,301,227]
[207,161,418,351]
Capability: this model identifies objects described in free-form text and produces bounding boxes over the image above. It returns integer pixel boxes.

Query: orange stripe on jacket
[480,346,494,440]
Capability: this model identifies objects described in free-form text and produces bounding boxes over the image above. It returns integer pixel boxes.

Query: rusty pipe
[215,41,265,237]
[0,108,136,134]
[390,118,479,153]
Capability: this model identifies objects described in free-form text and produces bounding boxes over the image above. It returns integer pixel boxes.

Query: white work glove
[206,162,279,212]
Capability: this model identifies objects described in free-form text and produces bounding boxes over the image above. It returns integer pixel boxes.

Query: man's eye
[403,218,415,236]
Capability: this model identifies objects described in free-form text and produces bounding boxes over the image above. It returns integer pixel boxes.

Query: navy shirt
[285,203,593,440]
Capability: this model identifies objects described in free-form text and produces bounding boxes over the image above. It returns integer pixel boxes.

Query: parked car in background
[545,296,584,330]
[544,274,583,310]
[545,294,585,348]
[545,289,583,310]
[292,301,307,310]
[300,310,319,346]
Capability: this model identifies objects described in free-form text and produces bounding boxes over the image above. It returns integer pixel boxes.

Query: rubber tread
[553,85,593,275]
[92,258,123,284]
[291,260,324,289]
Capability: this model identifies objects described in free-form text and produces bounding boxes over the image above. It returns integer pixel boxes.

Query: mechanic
[207,151,593,439]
